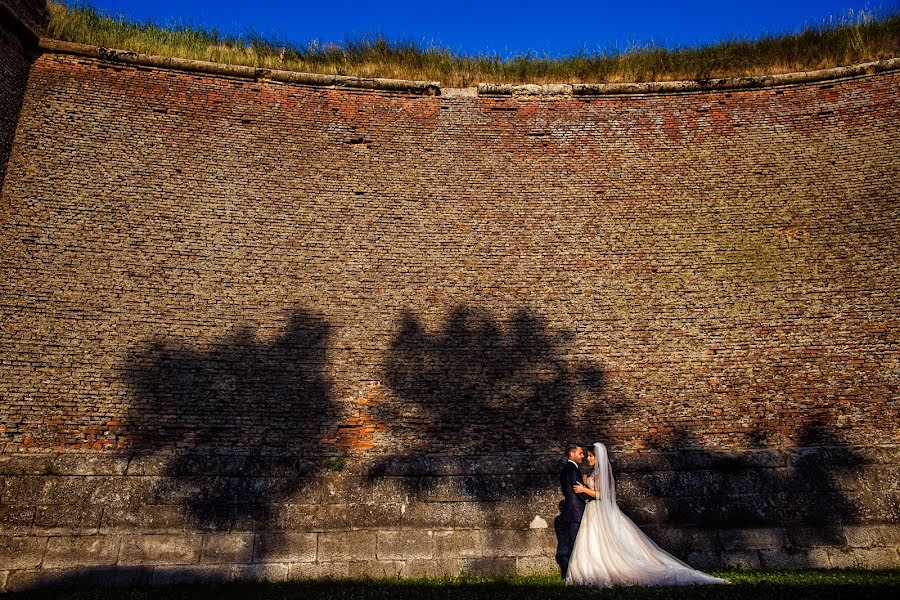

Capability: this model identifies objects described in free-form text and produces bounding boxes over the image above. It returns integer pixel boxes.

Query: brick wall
[0,50,897,589]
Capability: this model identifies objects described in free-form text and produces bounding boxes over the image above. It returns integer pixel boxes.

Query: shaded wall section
[0,0,46,187]
[0,50,898,588]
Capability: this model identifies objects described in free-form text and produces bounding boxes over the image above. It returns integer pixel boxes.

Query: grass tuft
[44,2,900,86]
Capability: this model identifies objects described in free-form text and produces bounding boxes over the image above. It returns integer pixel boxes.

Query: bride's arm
[573,481,597,498]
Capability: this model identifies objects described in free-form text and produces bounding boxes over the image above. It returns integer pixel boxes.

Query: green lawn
[10,570,900,600]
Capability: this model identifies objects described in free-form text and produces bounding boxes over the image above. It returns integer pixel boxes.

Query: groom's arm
[565,466,592,502]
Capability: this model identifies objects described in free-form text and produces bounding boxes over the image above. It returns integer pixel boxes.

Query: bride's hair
[586,447,595,456]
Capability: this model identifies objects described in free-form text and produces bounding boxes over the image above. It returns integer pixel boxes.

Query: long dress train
[566,442,726,587]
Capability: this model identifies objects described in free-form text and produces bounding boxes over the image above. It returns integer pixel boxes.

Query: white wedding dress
[566,442,726,587]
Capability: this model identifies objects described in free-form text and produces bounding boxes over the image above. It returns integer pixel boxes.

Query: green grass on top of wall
[45,2,900,86]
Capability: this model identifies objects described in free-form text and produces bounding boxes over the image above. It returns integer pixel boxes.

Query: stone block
[52,454,130,476]
[229,563,290,583]
[125,455,172,476]
[150,565,233,585]
[459,557,516,576]
[846,490,900,522]
[348,560,405,578]
[33,504,103,535]
[0,536,46,569]
[100,504,185,532]
[719,528,786,551]
[0,506,34,533]
[86,476,152,507]
[318,531,376,562]
[684,551,721,569]
[516,556,556,576]
[433,530,481,558]
[0,570,7,590]
[404,558,461,578]
[844,524,900,548]
[277,503,353,531]
[481,529,554,558]
[377,530,432,560]
[200,533,254,564]
[759,548,831,569]
[3,567,152,592]
[402,502,482,529]
[826,547,859,569]
[118,534,202,565]
[349,503,402,529]
[721,551,760,569]
[43,535,119,568]
[853,548,900,570]
[2,476,91,505]
[651,527,720,553]
[786,525,846,548]
[288,561,350,579]
[254,533,317,563]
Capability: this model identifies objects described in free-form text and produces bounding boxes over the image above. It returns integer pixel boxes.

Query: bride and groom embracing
[556,442,727,587]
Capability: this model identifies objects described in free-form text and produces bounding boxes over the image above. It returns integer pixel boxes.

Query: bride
[566,442,727,587]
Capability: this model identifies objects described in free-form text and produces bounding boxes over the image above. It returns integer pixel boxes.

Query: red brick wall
[0,51,898,585]
[2,52,896,459]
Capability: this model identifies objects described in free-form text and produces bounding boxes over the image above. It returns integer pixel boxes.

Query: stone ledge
[37,39,442,96]
[35,39,900,99]
[477,57,900,96]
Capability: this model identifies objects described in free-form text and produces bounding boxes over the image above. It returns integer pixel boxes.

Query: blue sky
[75,1,899,58]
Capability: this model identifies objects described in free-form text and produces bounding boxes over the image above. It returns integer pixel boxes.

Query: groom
[555,443,592,578]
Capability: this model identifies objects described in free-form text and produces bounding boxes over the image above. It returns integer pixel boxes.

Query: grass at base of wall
[46,2,900,86]
[8,570,900,599]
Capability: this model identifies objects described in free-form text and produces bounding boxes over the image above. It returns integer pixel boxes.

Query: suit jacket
[559,460,592,523]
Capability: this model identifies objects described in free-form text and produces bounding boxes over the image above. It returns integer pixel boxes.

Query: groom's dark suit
[555,460,592,578]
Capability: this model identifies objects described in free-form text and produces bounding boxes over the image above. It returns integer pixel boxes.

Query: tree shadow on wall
[618,420,871,567]
[367,305,611,557]
[122,309,336,538]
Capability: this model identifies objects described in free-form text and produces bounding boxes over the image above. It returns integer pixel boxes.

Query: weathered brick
[516,556,556,576]
[200,533,254,564]
[287,561,350,580]
[377,530,432,560]
[0,536,46,569]
[481,529,554,558]
[253,533,317,563]
[719,528,786,551]
[404,558,460,578]
[118,534,201,565]
[759,548,831,569]
[43,535,119,568]
[318,531,376,562]
[843,524,900,548]
[433,530,482,558]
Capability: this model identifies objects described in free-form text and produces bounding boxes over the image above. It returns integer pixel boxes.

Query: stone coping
[37,38,900,97]
[37,39,442,96]
[478,57,900,95]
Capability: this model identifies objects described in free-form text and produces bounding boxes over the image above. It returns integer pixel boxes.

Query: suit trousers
[554,516,581,578]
